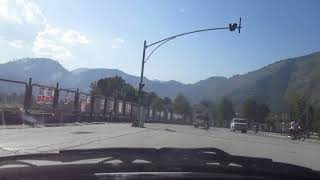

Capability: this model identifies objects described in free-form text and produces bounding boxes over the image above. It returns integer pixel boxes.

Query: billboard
[36,87,54,105]
[100,98,105,110]
[64,92,72,104]
[118,101,123,114]
[80,96,87,112]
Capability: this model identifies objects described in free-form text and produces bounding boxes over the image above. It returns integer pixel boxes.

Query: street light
[133,18,243,127]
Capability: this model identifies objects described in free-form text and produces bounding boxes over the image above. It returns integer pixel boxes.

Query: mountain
[185,51,320,111]
[1,51,320,112]
[0,58,186,97]
[0,58,70,84]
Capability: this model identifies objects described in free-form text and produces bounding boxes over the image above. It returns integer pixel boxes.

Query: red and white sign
[126,103,131,114]
[86,96,91,104]
[107,100,114,112]
[64,92,72,104]
[100,99,105,110]
[36,87,54,105]
[118,101,123,113]
[80,96,87,112]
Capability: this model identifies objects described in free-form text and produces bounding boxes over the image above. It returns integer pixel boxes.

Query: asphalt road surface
[0,122,320,170]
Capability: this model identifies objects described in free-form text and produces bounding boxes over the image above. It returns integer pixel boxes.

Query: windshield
[234,119,247,123]
[195,114,209,120]
[1,0,320,174]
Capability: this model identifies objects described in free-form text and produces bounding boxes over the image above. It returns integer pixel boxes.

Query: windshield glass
[195,114,209,120]
[234,119,246,123]
[1,0,320,174]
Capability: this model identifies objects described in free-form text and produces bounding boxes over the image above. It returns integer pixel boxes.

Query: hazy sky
[1,0,320,83]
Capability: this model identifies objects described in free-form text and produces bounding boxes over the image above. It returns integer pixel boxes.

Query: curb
[264,132,320,143]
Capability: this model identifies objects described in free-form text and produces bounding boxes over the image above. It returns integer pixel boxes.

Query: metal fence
[0,77,137,119]
[78,92,90,113]
[0,78,27,110]
[106,98,114,114]
[93,95,105,114]
[56,88,77,114]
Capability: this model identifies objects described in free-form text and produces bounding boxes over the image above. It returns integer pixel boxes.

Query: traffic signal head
[139,83,145,91]
[229,23,238,31]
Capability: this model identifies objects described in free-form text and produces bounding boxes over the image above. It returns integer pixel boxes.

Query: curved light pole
[134,18,243,127]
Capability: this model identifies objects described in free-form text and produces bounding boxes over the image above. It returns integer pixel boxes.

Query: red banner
[36,87,54,105]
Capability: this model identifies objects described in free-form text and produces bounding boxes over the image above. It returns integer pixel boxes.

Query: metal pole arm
[147,17,242,48]
[144,37,175,63]
[147,27,229,48]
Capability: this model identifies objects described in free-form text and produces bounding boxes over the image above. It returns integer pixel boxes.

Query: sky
[1,0,320,84]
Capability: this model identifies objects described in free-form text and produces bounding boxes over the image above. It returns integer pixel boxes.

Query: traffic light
[229,23,238,31]
[139,83,145,91]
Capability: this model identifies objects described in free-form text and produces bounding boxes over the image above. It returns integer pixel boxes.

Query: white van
[230,118,248,133]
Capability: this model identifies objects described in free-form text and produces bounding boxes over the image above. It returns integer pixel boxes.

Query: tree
[163,97,172,106]
[257,104,270,123]
[208,103,217,123]
[313,109,320,136]
[173,93,192,119]
[241,99,270,126]
[200,100,214,109]
[151,97,165,120]
[163,97,173,120]
[304,105,314,133]
[90,76,139,115]
[89,81,98,94]
[122,83,137,102]
[217,98,234,127]
[92,76,126,98]
[197,100,216,124]
[143,92,158,119]
[285,91,306,122]
[241,98,258,124]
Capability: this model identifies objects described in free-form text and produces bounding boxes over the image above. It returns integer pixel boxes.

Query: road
[0,122,320,170]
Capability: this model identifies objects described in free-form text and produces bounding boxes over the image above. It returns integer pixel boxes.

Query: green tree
[257,104,270,123]
[163,97,172,106]
[92,76,126,98]
[143,92,158,119]
[285,91,306,122]
[163,97,173,120]
[122,83,137,102]
[198,100,217,124]
[173,93,192,119]
[217,98,234,127]
[241,98,258,125]
[151,97,165,120]
[313,109,320,136]
[241,98,270,126]
[91,76,138,115]
[304,105,315,133]
[200,100,214,109]
[89,81,98,94]
[208,103,217,123]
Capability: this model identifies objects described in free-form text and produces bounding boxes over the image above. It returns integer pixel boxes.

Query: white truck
[230,118,248,133]
[193,114,210,129]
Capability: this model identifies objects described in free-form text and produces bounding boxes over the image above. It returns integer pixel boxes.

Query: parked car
[230,118,248,133]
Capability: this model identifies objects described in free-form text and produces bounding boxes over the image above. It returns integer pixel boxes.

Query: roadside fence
[0,77,139,125]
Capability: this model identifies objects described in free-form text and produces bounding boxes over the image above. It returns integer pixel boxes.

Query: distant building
[266,112,290,133]
[172,113,183,120]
